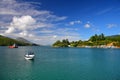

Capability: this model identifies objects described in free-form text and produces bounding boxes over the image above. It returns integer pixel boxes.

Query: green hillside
[0,35,32,46]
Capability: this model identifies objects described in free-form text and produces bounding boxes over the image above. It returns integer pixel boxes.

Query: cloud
[0,0,21,15]
[84,22,91,28]
[67,20,91,28]
[84,24,90,28]
[68,20,81,26]
[11,15,36,30]
[0,9,20,15]
[97,8,113,15]
[53,35,57,38]
[0,0,84,45]
[32,34,81,45]
[107,24,117,28]
[40,29,54,34]
[5,27,15,33]
[5,15,36,33]
[30,27,82,45]
[0,0,67,23]
[19,31,34,37]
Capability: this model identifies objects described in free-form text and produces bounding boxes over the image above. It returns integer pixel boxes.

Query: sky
[0,0,120,45]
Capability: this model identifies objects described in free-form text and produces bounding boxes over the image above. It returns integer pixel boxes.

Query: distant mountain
[106,35,120,41]
[16,37,40,46]
[16,37,31,44]
[107,35,120,38]
[0,35,32,46]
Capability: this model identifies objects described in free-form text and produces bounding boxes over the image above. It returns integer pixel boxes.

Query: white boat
[24,52,35,60]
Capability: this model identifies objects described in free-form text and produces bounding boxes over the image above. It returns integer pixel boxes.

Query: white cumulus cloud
[5,27,15,33]
[5,15,36,33]
[11,15,36,30]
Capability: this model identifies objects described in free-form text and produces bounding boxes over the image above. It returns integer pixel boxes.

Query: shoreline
[53,45,120,48]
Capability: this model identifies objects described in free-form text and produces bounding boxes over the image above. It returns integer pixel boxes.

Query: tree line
[52,33,120,47]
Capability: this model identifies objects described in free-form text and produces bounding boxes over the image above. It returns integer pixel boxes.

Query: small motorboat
[9,43,18,48]
[24,52,35,60]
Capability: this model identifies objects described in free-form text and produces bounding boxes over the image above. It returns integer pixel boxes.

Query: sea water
[0,46,120,80]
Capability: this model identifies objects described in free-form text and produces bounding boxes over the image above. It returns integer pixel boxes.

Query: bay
[0,46,120,80]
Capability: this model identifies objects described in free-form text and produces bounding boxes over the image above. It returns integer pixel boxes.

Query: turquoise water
[0,46,120,80]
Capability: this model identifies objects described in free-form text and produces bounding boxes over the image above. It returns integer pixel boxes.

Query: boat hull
[24,57,34,60]
[9,46,18,48]
[24,55,35,60]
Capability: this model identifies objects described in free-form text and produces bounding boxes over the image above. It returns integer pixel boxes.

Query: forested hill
[106,35,120,41]
[0,35,36,46]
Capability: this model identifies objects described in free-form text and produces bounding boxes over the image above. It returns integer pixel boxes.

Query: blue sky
[0,0,120,45]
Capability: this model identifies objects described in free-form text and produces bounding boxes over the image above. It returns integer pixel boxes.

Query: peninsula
[52,33,120,48]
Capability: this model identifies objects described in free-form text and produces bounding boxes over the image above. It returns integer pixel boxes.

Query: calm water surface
[0,46,120,80]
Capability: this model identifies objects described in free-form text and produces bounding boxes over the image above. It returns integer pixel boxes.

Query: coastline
[53,44,120,48]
